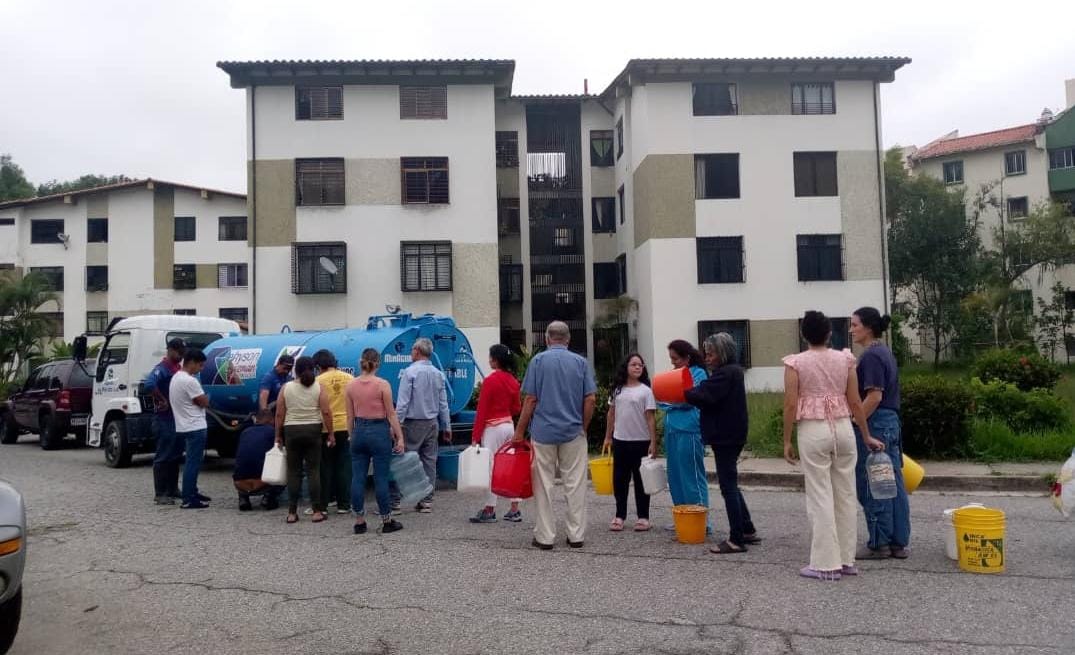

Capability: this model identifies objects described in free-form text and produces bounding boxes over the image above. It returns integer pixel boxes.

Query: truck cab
[83,315,240,467]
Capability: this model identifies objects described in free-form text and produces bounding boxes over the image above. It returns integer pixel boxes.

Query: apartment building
[0,179,250,342]
[219,57,909,389]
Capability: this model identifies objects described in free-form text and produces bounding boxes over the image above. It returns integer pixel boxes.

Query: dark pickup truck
[0,359,94,450]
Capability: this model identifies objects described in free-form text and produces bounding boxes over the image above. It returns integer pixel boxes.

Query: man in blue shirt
[258,354,294,412]
[394,337,450,513]
[514,321,597,549]
[146,338,185,505]
[233,409,283,511]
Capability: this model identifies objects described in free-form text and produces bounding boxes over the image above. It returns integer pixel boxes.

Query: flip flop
[709,540,748,554]
[286,514,299,524]
[311,513,326,523]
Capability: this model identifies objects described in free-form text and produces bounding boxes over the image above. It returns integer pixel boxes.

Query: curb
[727,471,1048,493]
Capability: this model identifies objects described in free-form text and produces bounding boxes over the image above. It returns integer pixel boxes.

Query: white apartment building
[219,57,909,389]
[0,179,250,343]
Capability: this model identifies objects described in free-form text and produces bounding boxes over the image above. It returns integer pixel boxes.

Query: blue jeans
[665,429,711,530]
[351,419,393,518]
[854,409,911,549]
[180,428,207,504]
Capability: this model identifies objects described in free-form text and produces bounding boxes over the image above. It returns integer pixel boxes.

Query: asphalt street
[1,438,1073,655]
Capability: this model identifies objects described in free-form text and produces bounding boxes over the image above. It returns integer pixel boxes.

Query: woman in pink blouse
[782,311,884,581]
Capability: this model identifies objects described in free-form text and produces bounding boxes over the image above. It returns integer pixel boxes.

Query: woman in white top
[275,356,334,524]
[603,353,658,532]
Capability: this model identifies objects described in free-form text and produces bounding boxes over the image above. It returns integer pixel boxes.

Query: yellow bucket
[953,507,1006,574]
[672,504,709,544]
[902,454,925,494]
[589,445,614,495]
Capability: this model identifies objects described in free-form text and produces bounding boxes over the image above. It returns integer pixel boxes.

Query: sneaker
[390,501,401,515]
[799,566,841,581]
[154,496,175,506]
[531,538,553,551]
[327,501,338,508]
[238,499,253,512]
[566,538,584,549]
[469,509,497,524]
[503,509,522,523]
[889,547,910,559]
[195,493,212,503]
[261,499,280,511]
[856,547,889,560]
[336,507,351,515]
[380,519,403,534]
[353,522,368,535]
[841,565,860,576]
[303,507,314,516]
[181,500,210,510]
[415,501,432,514]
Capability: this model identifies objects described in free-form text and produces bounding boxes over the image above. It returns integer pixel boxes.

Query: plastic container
[866,451,898,500]
[953,506,1006,574]
[672,504,708,544]
[902,454,925,494]
[260,446,286,486]
[589,445,614,495]
[391,451,434,505]
[640,457,668,495]
[943,503,985,560]
[436,446,463,483]
[652,367,694,404]
[1051,448,1075,518]
[491,441,533,499]
[457,444,492,493]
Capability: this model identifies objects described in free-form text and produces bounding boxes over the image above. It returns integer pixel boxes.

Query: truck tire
[103,420,132,468]
[0,413,17,445]
[0,587,21,654]
[213,438,237,459]
[39,412,64,451]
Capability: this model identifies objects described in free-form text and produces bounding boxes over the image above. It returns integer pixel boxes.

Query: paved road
[2,438,1073,655]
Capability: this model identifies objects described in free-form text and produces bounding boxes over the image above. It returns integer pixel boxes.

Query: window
[697,320,751,368]
[617,186,626,224]
[173,264,196,290]
[616,253,627,295]
[593,262,620,299]
[1004,150,1026,176]
[95,332,130,380]
[30,219,64,244]
[555,292,573,305]
[498,198,520,235]
[553,227,576,248]
[296,158,345,206]
[217,263,248,288]
[496,132,519,168]
[534,273,553,287]
[696,237,744,284]
[87,218,108,243]
[218,216,247,241]
[695,154,740,199]
[219,307,249,323]
[86,311,108,336]
[0,218,13,226]
[399,86,447,119]
[592,197,616,233]
[30,266,63,291]
[292,242,346,294]
[693,83,738,116]
[174,216,195,241]
[799,317,851,351]
[791,82,835,115]
[943,161,964,185]
[401,241,452,292]
[41,312,64,338]
[401,157,449,204]
[295,86,343,120]
[173,309,196,316]
[1049,147,1075,170]
[499,264,523,304]
[797,234,843,281]
[86,265,108,292]
[590,130,614,167]
[1065,290,1075,312]
[793,152,838,197]
[1007,196,1029,220]
[615,118,624,160]
[1010,289,1033,321]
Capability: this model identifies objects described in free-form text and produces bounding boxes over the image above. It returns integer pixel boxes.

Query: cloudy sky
[2,0,1073,193]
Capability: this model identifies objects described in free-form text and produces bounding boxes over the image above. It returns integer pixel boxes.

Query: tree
[0,154,35,202]
[36,174,133,197]
[1034,282,1075,363]
[0,273,59,384]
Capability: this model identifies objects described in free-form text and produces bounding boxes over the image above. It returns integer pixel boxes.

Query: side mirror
[73,335,88,362]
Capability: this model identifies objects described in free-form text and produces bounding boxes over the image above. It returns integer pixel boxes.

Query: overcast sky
[2,0,1073,194]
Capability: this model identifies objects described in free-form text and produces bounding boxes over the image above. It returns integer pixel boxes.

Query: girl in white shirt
[604,353,658,532]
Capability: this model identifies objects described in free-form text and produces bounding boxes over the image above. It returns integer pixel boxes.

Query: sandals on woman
[634,519,651,532]
[709,540,748,554]
[609,518,625,532]
[311,512,326,523]
[286,514,299,524]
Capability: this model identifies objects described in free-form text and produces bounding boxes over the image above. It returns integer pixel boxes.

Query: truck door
[90,332,132,443]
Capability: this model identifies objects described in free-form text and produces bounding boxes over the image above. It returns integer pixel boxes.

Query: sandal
[634,519,651,532]
[311,512,326,523]
[709,540,748,554]
[610,518,625,532]
[286,514,299,524]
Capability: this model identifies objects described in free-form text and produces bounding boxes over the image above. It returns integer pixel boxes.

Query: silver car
[0,480,25,654]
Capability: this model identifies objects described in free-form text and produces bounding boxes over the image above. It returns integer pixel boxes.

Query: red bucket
[652,367,694,403]
[491,441,534,499]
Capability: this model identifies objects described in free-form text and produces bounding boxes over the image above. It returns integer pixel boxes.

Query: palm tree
[0,272,59,384]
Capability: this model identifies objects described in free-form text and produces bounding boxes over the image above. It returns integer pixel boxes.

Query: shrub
[969,378,1072,433]
[967,419,1075,462]
[971,349,1062,392]
[586,384,611,446]
[901,376,975,457]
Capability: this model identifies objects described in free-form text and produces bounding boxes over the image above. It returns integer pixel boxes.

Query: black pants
[613,439,650,520]
[320,430,352,510]
[284,423,323,513]
[713,444,755,544]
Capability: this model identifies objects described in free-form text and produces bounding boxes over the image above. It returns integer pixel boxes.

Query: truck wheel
[39,412,64,451]
[103,420,132,468]
[0,587,21,654]
[0,413,17,445]
[214,439,237,459]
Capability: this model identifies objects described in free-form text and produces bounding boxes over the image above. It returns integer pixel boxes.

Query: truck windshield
[167,332,223,351]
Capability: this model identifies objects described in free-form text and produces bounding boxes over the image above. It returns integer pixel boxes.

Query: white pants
[481,422,519,508]
[798,418,858,571]
[532,433,588,545]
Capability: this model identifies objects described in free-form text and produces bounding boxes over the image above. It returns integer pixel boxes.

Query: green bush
[967,419,1075,462]
[586,384,611,446]
[901,376,975,457]
[971,349,1062,392]
[970,378,1072,433]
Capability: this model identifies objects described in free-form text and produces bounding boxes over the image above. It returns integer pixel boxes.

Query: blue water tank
[198,313,477,419]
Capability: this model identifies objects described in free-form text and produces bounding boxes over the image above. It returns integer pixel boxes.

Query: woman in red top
[469,344,522,524]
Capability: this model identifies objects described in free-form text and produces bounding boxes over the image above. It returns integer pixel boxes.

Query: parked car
[0,479,25,654]
[0,359,95,450]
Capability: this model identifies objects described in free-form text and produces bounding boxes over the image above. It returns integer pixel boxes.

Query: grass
[966,419,1075,462]
[745,392,783,458]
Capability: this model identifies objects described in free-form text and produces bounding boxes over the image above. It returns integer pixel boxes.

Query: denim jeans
[180,428,207,503]
[854,409,912,549]
[351,418,393,518]
[713,444,756,544]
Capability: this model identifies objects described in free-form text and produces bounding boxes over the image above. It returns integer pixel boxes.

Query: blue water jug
[866,451,898,500]
[391,451,434,505]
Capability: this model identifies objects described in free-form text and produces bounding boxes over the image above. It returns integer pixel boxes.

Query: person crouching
[232,409,285,511]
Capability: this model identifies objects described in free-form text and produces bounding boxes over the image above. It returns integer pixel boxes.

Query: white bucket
[943,503,985,560]
[640,457,668,495]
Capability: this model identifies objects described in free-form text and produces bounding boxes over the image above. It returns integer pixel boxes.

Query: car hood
[0,480,26,528]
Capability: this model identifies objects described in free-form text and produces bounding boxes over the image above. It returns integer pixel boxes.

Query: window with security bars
[498,198,520,235]
[1049,147,1074,170]
[86,311,108,335]
[401,241,452,292]
[292,242,346,294]
[87,218,108,243]
[31,219,64,244]
[793,152,838,197]
[218,216,247,241]
[592,197,616,233]
[30,266,64,291]
[174,216,195,241]
[86,265,108,292]
[796,234,843,281]
[799,316,851,351]
[553,227,576,248]
[593,262,620,299]
[696,237,744,284]
[400,86,447,119]
[697,320,751,368]
[173,264,196,290]
[1007,196,1029,220]
[401,157,449,204]
[590,130,614,167]
[499,264,523,304]
[693,83,738,116]
[219,307,249,323]
[217,263,248,288]
[1004,150,1026,176]
[296,158,345,206]
[295,86,343,120]
[496,132,519,168]
[943,161,963,185]
[791,82,835,115]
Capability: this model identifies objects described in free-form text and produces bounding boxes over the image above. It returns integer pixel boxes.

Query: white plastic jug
[261,446,287,486]
[640,457,668,495]
[943,503,985,560]
[457,444,492,493]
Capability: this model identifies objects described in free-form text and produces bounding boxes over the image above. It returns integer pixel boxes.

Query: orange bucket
[672,504,708,544]
[652,367,694,403]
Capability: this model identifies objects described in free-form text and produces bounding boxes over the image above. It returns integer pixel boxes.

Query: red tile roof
[913,123,1040,160]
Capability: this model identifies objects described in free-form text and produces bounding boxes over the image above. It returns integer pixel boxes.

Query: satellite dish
[318,257,338,275]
